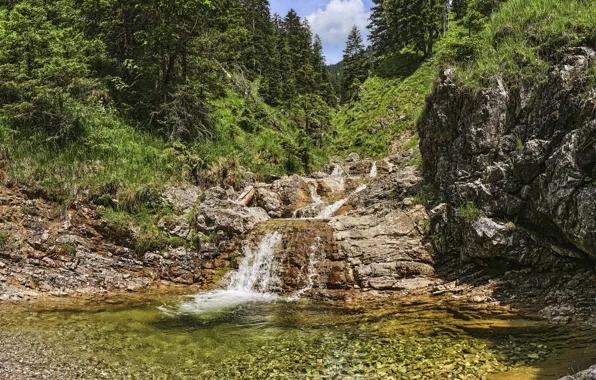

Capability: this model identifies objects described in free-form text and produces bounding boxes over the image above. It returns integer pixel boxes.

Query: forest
[0,0,510,203]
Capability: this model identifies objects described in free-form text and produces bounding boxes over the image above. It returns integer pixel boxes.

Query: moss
[411,184,443,209]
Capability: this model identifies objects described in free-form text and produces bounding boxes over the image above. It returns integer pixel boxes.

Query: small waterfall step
[175,219,349,314]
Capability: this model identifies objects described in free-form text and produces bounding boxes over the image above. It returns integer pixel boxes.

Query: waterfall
[294,236,325,296]
[292,184,323,218]
[331,164,345,176]
[228,232,283,293]
[176,232,283,314]
[316,184,367,219]
[370,162,377,178]
[309,184,323,205]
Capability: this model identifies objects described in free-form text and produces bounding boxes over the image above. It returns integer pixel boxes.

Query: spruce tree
[341,26,368,103]
[368,0,391,57]
[382,0,448,57]
[312,35,336,106]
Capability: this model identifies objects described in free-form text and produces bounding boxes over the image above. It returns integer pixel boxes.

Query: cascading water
[316,184,367,219]
[331,164,346,177]
[370,162,377,178]
[175,232,283,314]
[292,184,324,218]
[294,236,325,296]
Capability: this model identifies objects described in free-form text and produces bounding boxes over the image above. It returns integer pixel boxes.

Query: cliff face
[420,47,596,269]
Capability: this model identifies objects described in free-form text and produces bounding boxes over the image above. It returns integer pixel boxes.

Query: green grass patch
[328,21,466,160]
[450,0,596,88]
[0,107,177,204]
[456,201,486,223]
[0,230,10,246]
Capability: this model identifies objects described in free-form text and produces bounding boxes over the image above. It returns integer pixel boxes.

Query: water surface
[0,296,594,379]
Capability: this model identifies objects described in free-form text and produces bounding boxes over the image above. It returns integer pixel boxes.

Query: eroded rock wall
[420,48,596,268]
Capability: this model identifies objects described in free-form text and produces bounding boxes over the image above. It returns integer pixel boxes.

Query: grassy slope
[328,22,466,160]
[453,0,596,88]
[0,85,321,247]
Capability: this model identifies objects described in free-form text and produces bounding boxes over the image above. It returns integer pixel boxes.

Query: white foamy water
[173,232,283,315]
[316,184,367,219]
[292,184,324,219]
[309,184,323,205]
[370,162,377,178]
[331,164,345,176]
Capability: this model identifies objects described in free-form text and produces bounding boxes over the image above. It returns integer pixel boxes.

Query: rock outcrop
[0,185,230,299]
[421,48,596,266]
[195,186,270,238]
[420,47,596,323]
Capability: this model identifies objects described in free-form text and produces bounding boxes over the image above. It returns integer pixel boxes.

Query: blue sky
[270,0,374,64]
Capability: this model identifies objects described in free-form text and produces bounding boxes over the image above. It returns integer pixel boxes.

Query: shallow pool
[0,295,594,379]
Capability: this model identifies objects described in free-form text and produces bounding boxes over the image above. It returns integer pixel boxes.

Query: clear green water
[0,296,594,379]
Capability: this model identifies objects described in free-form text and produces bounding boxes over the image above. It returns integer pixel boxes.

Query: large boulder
[196,187,270,237]
[270,175,314,217]
[255,186,283,218]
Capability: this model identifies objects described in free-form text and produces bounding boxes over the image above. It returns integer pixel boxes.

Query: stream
[0,231,595,379]
[0,296,595,379]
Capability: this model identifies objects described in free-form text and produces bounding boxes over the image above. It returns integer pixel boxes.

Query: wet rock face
[270,175,313,217]
[235,220,352,293]
[420,47,596,265]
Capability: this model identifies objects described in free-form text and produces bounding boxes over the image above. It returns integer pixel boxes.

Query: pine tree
[341,26,368,103]
[312,35,336,106]
[382,0,448,57]
[368,0,391,57]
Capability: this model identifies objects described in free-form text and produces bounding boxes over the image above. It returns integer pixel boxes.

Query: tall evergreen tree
[312,35,336,106]
[240,0,274,77]
[382,0,448,57]
[368,0,391,57]
[341,26,368,103]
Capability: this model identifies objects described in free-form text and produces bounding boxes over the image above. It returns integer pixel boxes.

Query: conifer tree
[380,0,448,57]
[312,35,336,106]
[341,26,368,103]
[368,0,391,57]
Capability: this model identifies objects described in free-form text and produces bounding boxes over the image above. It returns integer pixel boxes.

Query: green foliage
[0,230,10,246]
[454,0,596,88]
[373,0,449,57]
[328,19,462,160]
[0,0,105,139]
[0,107,176,203]
[515,134,525,151]
[341,26,370,103]
[456,201,486,223]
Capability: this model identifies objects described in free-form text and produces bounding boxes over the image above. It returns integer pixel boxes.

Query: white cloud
[306,0,370,63]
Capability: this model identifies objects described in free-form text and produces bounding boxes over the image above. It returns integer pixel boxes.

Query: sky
[270,0,374,64]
